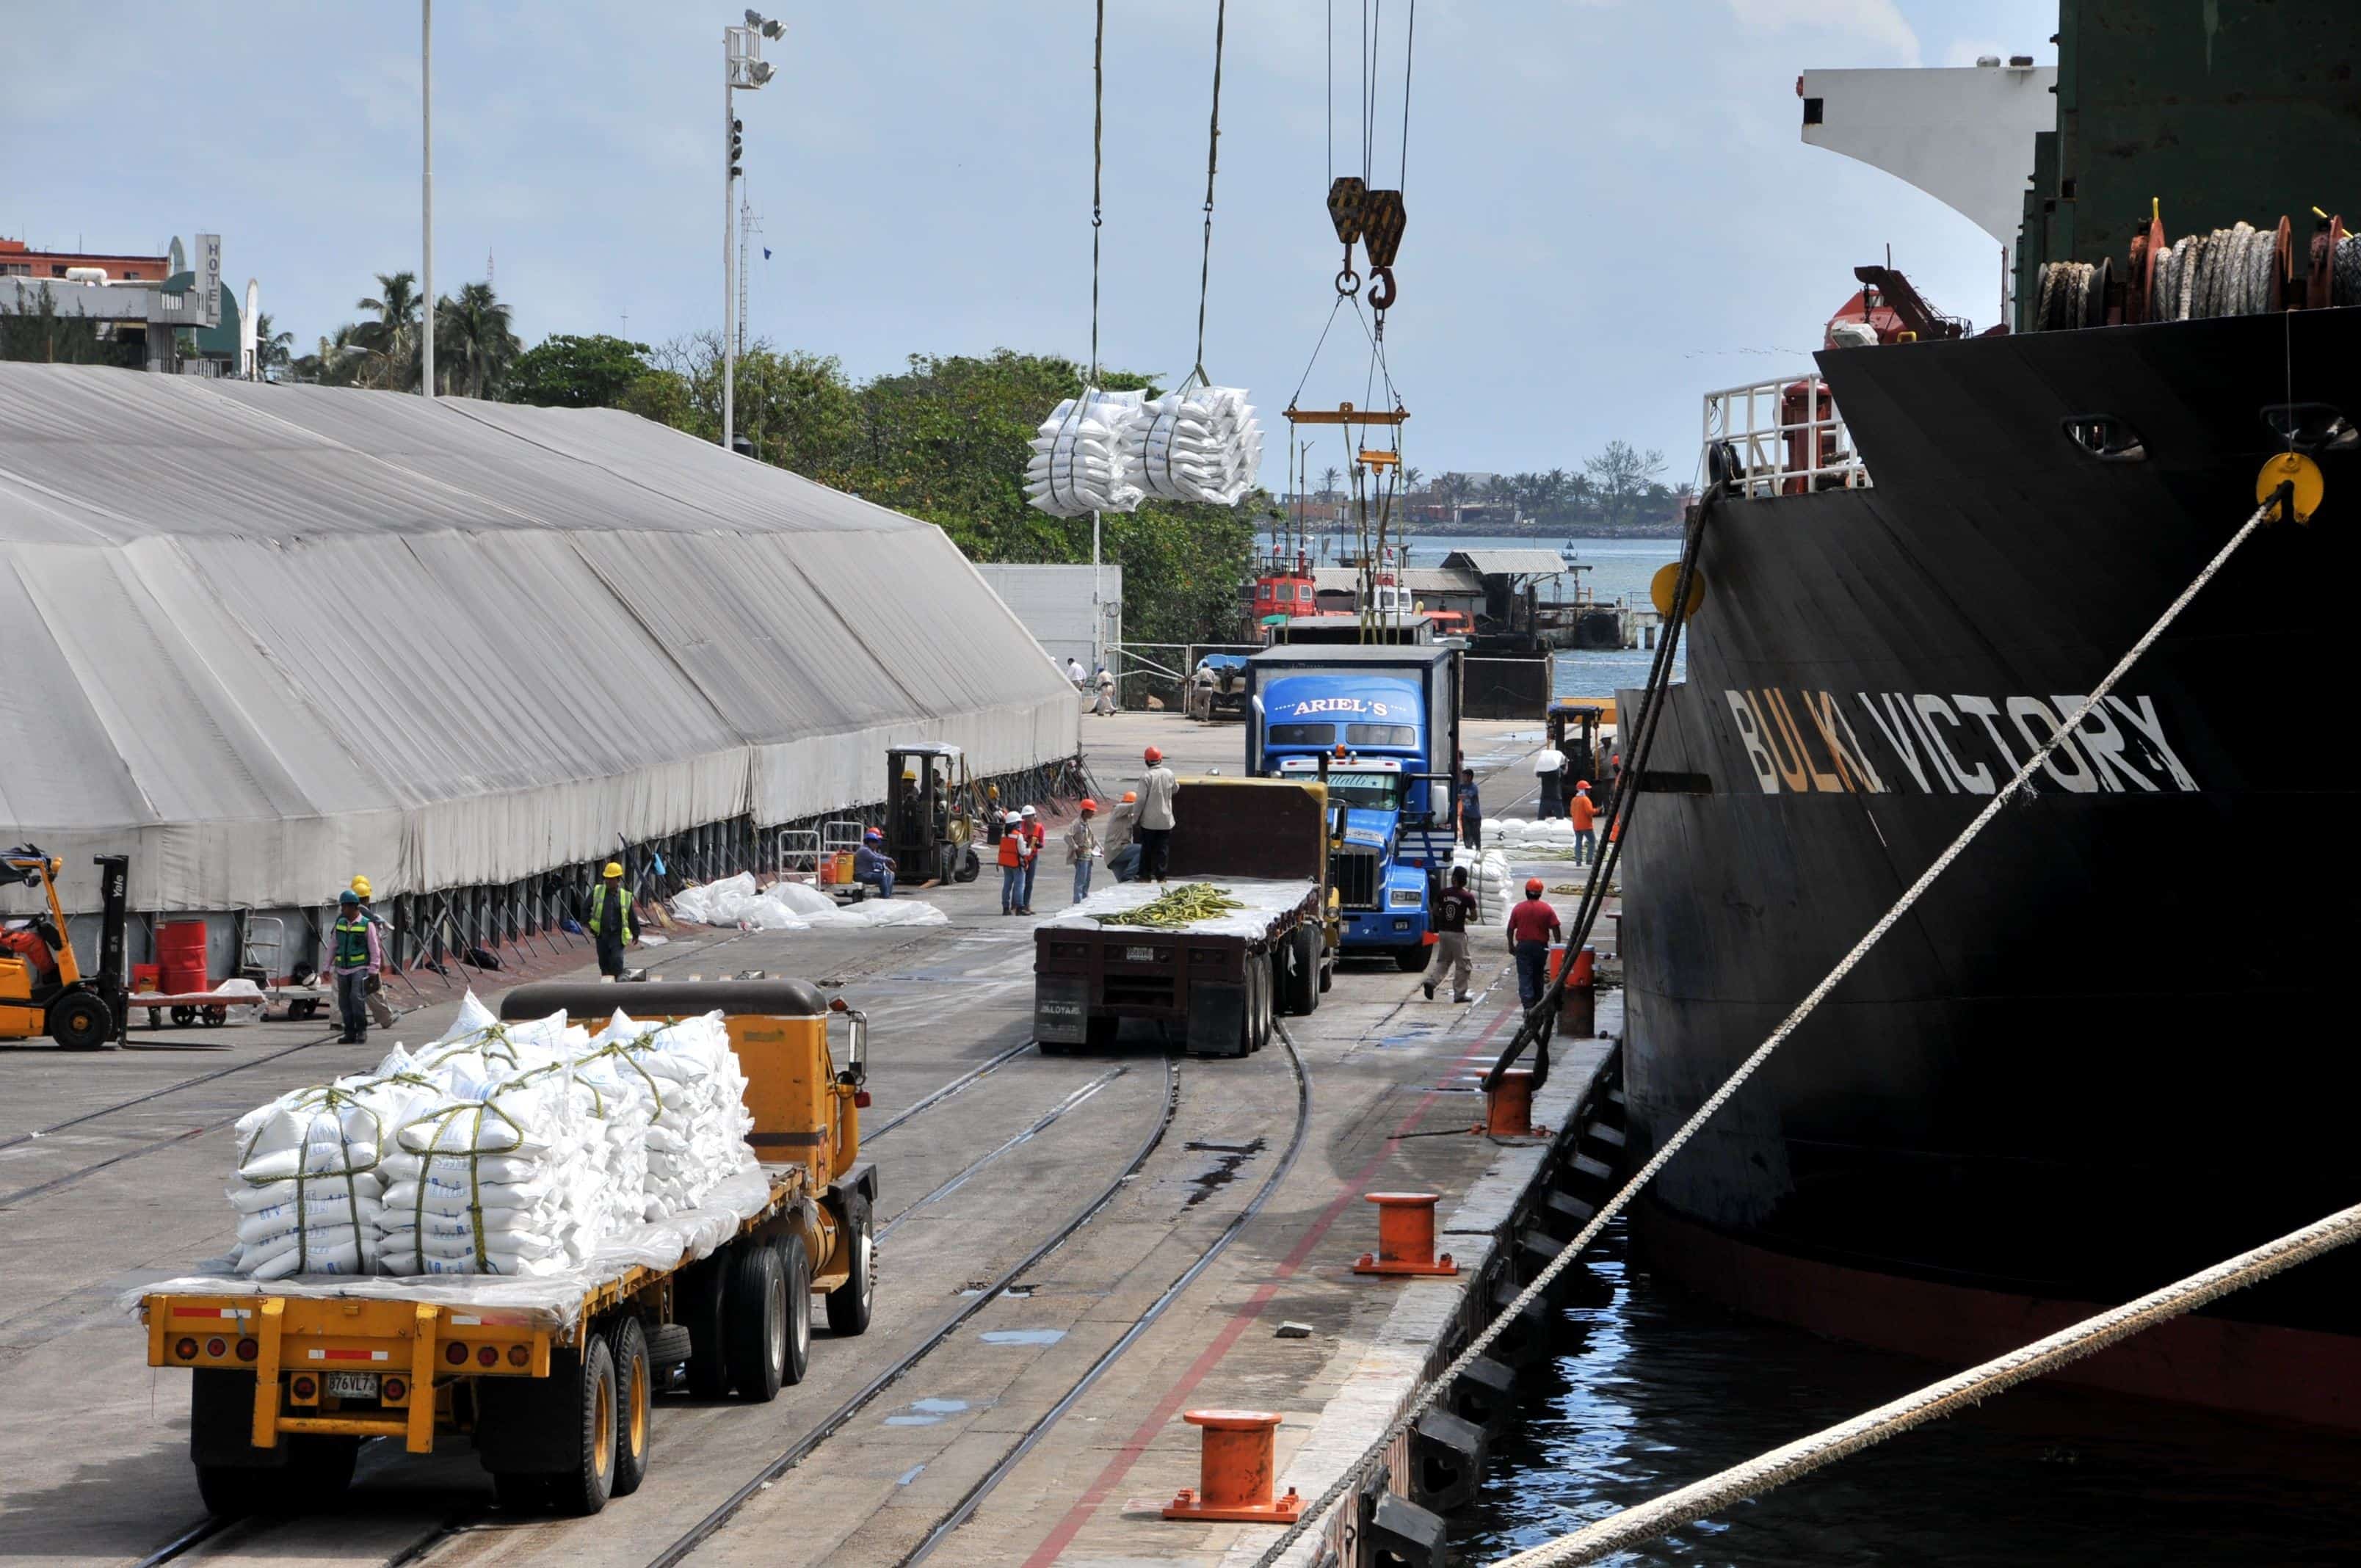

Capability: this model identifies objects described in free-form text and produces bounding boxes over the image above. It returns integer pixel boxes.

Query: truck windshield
[1345,723,1418,748]
[1267,722,1336,747]
[1321,769,1405,810]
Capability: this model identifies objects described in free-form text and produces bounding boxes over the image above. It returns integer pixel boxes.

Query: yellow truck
[138,979,875,1517]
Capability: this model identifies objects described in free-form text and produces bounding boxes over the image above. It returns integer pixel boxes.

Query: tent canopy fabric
[0,365,1076,911]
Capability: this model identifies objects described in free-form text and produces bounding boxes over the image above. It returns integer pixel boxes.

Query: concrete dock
[0,711,1617,1567]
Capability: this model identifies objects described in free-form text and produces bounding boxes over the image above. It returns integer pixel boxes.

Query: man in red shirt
[1506,878,1562,1016]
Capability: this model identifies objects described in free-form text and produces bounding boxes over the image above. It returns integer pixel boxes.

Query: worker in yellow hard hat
[347,874,396,1030]
[587,861,634,979]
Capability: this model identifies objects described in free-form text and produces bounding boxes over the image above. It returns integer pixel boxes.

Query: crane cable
[1043,1,1109,520]
[1186,0,1228,388]
[1249,488,2290,1568]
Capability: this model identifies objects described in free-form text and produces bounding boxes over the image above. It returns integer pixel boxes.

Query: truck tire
[289,1434,358,1498]
[956,847,981,883]
[775,1230,814,1385]
[1393,943,1434,973]
[725,1240,787,1404]
[824,1192,876,1337]
[48,989,112,1050]
[195,1463,274,1520]
[1252,957,1274,1051]
[609,1316,653,1498]
[679,1255,730,1399]
[1285,925,1319,1016]
[552,1334,617,1517]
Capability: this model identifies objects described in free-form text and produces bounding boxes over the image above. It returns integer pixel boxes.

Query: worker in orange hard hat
[1506,876,1562,1023]
[1137,748,1178,885]
[1568,779,1599,865]
[1066,798,1103,905]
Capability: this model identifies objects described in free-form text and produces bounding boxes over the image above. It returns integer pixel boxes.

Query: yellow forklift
[1,849,128,1050]
[883,744,982,887]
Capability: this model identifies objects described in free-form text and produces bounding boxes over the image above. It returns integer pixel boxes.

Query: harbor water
[1399,533,1683,695]
[1451,1219,2361,1566]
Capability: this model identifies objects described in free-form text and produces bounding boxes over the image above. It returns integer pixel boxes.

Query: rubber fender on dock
[1481,1282,1558,1368]
[1515,1228,1570,1291]
[1368,1491,1449,1568]
[1447,1356,1521,1435]
[1539,1187,1598,1242]
[1410,1407,1488,1512]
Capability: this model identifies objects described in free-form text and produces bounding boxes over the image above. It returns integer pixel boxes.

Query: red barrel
[156,921,208,992]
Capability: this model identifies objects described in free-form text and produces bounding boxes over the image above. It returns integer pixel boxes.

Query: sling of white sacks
[1451,843,1515,923]
[667,871,946,931]
[1025,388,1145,517]
[1130,385,1263,507]
[1484,816,1587,859]
[226,993,757,1280]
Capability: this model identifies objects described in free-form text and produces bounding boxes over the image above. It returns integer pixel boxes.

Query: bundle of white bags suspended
[225,992,761,1279]
[1451,844,1515,923]
[1026,388,1145,516]
[1131,385,1263,507]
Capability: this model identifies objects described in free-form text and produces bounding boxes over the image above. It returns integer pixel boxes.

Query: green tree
[434,280,522,399]
[1584,438,1668,527]
[0,283,141,366]
[504,333,653,409]
[253,311,294,377]
[354,270,424,389]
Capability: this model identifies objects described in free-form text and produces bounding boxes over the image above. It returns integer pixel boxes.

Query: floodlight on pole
[722,14,782,455]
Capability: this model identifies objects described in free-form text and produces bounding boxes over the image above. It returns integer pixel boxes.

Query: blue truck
[1243,645,1462,970]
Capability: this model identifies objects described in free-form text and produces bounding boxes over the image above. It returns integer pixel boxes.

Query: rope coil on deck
[1247,496,2282,1568]
[1495,1200,2361,1566]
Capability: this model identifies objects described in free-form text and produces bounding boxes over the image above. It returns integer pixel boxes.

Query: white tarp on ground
[0,366,1077,912]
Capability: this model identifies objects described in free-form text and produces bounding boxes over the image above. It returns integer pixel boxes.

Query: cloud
[1724,0,1920,64]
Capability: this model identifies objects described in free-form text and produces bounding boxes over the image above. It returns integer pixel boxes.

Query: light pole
[421,0,434,401]
[724,12,781,453]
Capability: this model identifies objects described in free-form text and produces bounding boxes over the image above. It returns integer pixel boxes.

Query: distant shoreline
[1403,520,1684,540]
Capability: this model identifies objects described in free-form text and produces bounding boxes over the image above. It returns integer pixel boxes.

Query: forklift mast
[95,854,130,1042]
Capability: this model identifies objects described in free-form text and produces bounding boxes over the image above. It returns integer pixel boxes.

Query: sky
[5,0,2059,484]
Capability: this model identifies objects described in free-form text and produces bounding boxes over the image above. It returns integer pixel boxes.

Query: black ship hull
[1621,309,2361,1429]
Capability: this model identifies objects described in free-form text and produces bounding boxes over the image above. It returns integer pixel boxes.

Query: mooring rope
[1247,494,2280,1568]
[1495,1201,2361,1567]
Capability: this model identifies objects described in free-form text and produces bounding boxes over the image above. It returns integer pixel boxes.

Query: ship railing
[1700,372,1871,498]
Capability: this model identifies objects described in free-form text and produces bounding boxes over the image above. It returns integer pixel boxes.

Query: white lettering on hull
[1727,688,2201,796]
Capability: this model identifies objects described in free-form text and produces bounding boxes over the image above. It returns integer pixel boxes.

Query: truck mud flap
[1034,975,1089,1046]
[190,1368,288,1468]
[1185,981,1248,1059]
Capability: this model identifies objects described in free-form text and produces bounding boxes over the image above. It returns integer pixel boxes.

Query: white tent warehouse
[0,363,1078,926]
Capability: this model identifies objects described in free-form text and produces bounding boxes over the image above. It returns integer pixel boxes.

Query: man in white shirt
[1136,746,1178,884]
[1067,656,1087,688]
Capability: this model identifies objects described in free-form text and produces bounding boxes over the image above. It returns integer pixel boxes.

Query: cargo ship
[1618,1,2361,1431]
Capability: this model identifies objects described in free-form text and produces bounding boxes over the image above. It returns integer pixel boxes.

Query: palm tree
[1319,464,1342,501]
[253,312,294,379]
[435,280,521,399]
[354,271,424,389]
[293,324,371,387]
[1401,465,1424,495]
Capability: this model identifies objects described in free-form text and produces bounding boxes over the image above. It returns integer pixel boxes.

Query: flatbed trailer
[135,979,878,1519]
[1033,778,1337,1058]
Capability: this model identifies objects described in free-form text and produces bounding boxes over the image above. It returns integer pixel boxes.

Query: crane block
[1327,177,1368,244]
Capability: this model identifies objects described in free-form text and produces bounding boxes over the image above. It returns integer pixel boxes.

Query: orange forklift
[0,848,128,1050]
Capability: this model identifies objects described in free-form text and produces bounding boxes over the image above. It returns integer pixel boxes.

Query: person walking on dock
[587,861,634,980]
[1094,666,1117,716]
[1136,747,1178,884]
[1018,804,1044,914]
[1569,780,1599,865]
[854,827,896,900]
[330,889,382,1045]
[986,785,1005,844]
[998,813,1026,915]
[1534,741,1567,819]
[1506,877,1562,1018]
[1067,798,1101,904]
[351,874,396,1029]
[1457,766,1483,848]
[1426,865,1479,1003]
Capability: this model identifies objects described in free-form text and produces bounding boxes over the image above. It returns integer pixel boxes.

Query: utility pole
[421,0,434,402]
[723,14,783,453]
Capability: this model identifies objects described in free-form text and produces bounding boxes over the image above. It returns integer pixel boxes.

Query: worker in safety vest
[997,813,1027,915]
[1018,804,1045,914]
[1568,782,1599,865]
[588,862,634,979]
[330,889,382,1045]
[349,874,396,1028]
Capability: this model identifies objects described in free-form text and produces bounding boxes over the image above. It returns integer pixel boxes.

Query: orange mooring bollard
[1554,944,1597,1037]
[1479,1067,1551,1138]
[1163,1409,1303,1522]
[1353,1191,1458,1277]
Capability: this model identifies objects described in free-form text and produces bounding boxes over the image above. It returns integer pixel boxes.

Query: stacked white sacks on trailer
[225,992,767,1280]
[1130,385,1263,507]
[1025,388,1146,516]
